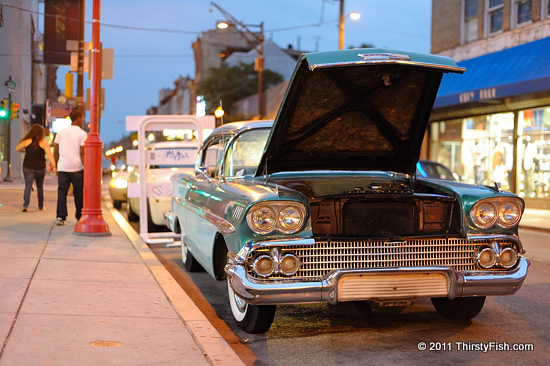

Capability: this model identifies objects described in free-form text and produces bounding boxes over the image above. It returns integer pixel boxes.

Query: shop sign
[44,0,82,65]
[459,87,497,103]
[49,102,74,118]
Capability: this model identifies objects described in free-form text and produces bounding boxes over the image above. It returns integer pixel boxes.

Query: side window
[202,139,225,178]
[223,129,270,177]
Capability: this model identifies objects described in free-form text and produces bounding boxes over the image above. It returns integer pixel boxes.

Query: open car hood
[256,48,464,176]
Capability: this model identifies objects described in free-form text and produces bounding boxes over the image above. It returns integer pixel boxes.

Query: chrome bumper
[225,257,530,305]
[164,210,176,231]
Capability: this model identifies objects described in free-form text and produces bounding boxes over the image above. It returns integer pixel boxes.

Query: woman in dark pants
[15,124,56,211]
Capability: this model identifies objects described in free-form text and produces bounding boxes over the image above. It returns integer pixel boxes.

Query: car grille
[311,197,456,237]
[246,238,515,280]
[343,200,417,236]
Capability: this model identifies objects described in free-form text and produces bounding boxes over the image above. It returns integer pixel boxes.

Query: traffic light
[10,102,19,119]
[0,99,8,119]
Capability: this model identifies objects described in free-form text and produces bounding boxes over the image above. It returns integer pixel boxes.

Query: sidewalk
[0,175,245,366]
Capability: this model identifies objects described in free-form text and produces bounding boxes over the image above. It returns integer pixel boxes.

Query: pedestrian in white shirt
[54,108,87,225]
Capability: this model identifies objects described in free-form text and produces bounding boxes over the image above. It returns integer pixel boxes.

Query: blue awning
[434,37,550,108]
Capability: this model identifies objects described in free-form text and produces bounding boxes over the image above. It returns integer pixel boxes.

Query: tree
[349,42,376,49]
[197,62,283,116]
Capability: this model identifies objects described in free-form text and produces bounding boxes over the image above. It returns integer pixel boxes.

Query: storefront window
[0,135,5,161]
[519,107,550,198]
[0,122,7,161]
[488,113,514,190]
[429,120,463,179]
[430,112,514,189]
[430,106,550,199]
[462,115,495,186]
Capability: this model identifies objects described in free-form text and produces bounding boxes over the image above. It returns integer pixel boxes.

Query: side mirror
[195,166,214,181]
[195,166,209,176]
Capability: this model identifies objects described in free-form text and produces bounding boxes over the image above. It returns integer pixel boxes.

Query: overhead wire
[1,1,428,56]
[0,1,341,37]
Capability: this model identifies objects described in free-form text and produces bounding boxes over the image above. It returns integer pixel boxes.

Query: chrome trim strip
[204,211,236,234]
[172,195,185,207]
[183,199,236,234]
[309,60,466,74]
[236,238,316,261]
[358,53,411,61]
[465,233,524,253]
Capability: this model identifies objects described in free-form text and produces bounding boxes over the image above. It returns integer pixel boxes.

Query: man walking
[54,108,87,225]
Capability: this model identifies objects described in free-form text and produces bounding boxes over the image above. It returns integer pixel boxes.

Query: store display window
[519,107,550,198]
[429,106,550,198]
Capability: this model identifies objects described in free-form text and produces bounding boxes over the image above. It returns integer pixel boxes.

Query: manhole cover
[90,340,123,347]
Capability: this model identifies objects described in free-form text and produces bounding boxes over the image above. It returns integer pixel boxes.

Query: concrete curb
[105,201,246,366]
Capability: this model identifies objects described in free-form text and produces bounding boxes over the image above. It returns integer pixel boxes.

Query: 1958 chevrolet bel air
[165,48,529,333]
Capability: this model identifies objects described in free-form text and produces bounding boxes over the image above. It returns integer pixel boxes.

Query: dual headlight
[476,243,519,269]
[469,198,523,229]
[252,248,301,277]
[246,202,306,234]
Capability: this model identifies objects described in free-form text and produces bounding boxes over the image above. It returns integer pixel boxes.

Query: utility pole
[210,2,265,119]
[256,22,264,119]
[77,0,85,113]
[338,0,345,50]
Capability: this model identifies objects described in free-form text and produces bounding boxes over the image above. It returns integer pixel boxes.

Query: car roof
[208,120,273,139]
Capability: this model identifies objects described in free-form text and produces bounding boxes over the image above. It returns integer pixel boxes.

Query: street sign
[4,79,16,95]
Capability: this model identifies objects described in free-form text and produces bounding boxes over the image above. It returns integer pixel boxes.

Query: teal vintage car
[166,48,529,333]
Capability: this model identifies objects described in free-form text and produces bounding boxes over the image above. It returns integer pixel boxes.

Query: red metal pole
[74,0,110,236]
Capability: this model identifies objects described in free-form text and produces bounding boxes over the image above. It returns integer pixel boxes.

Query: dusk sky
[50,0,432,145]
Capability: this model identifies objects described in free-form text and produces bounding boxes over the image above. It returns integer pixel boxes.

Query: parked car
[166,48,528,333]
[127,141,197,231]
[108,166,130,209]
[416,160,458,181]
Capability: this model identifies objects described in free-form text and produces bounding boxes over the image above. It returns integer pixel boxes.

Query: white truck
[125,115,215,244]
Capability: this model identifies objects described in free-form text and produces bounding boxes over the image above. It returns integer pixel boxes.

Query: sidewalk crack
[0,220,55,360]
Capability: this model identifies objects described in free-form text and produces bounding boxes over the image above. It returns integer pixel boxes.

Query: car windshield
[417,161,456,181]
[223,128,270,177]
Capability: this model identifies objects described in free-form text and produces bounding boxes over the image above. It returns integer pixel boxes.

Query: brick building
[430,0,550,208]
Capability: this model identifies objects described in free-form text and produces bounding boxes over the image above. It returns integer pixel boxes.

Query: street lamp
[210,2,265,119]
[74,0,110,236]
[216,21,229,30]
[338,0,361,50]
[214,106,224,118]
